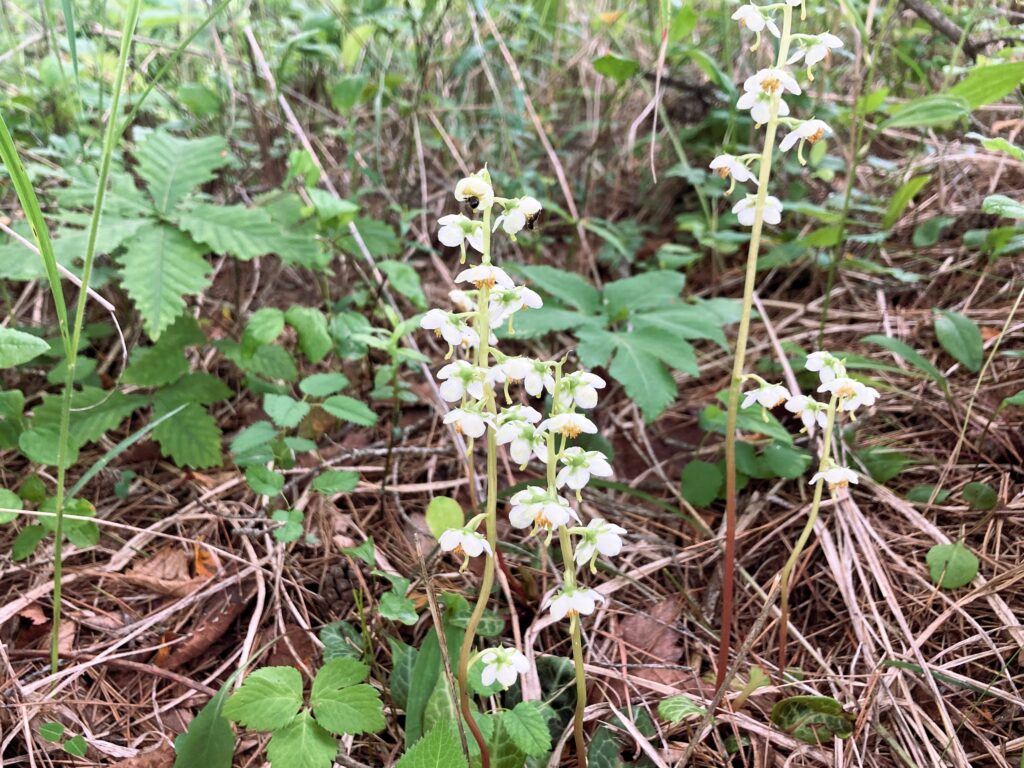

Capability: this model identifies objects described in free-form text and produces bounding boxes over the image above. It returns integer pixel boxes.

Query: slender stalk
[49,0,141,675]
[717,4,794,691]
[777,393,838,676]
[557,526,587,767]
[457,206,495,767]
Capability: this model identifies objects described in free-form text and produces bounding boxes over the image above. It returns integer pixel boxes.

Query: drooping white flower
[737,88,791,125]
[546,371,607,410]
[479,647,529,688]
[710,154,758,185]
[731,4,780,36]
[809,465,858,490]
[573,519,627,567]
[805,351,846,384]
[439,527,492,558]
[495,420,548,465]
[789,33,843,67]
[741,381,790,410]
[495,404,542,425]
[818,377,879,412]
[490,285,543,326]
[448,289,476,312]
[548,586,606,621]
[455,264,515,291]
[779,119,832,153]
[508,487,577,530]
[539,413,598,439]
[494,196,543,236]
[784,394,828,431]
[557,447,613,490]
[437,214,484,253]
[420,309,478,348]
[454,170,494,209]
[443,407,488,438]
[501,357,549,397]
[436,360,499,402]
[743,68,801,97]
[732,194,783,226]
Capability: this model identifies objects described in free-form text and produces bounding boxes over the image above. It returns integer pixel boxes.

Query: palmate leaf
[265,711,337,768]
[135,132,231,215]
[118,224,212,340]
[223,666,304,731]
[178,202,289,260]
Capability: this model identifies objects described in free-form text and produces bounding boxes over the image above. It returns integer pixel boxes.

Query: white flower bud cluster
[712,0,843,226]
[424,168,626,692]
[740,351,880,491]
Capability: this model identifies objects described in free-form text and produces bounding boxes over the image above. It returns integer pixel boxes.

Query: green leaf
[396,723,468,768]
[379,589,419,626]
[312,470,360,494]
[246,466,285,496]
[322,395,378,426]
[272,509,304,542]
[266,711,338,768]
[593,54,639,84]
[500,702,551,757]
[321,621,363,661]
[285,307,333,364]
[338,217,399,259]
[379,260,427,310]
[703,395,793,446]
[40,722,65,742]
[0,488,22,524]
[912,216,955,248]
[976,136,1024,163]
[962,481,997,511]
[769,696,853,744]
[856,446,910,483]
[0,327,49,368]
[119,224,212,340]
[310,659,384,736]
[981,194,1024,219]
[425,496,463,539]
[762,442,812,479]
[907,484,951,504]
[509,265,601,313]
[153,403,223,469]
[657,694,707,724]
[881,175,931,230]
[135,132,231,215]
[680,460,722,507]
[860,334,944,384]
[264,393,310,429]
[246,308,286,347]
[1001,389,1024,408]
[223,666,304,731]
[604,270,686,316]
[63,735,87,757]
[12,524,46,561]
[926,541,979,589]
[948,61,1024,109]
[405,630,440,745]
[880,95,969,131]
[153,373,232,411]
[312,657,369,693]
[231,421,278,457]
[633,305,728,348]
[299,372,349,397]
[934,309,983,372]
[587,726,624,768]
[178,202,286,260]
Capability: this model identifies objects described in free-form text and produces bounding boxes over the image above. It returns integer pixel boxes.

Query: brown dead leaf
[157,578,253,670]
[58,618,76,656]
[123,547,208,597]
[108,745,175,768]
[617,597,688,687]
[980,326,1002,342]
[193,543,220,578]
[266,623,317,668]
[18,604,47,625]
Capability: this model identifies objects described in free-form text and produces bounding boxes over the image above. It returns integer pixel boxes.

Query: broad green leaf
[24,387,145,464]
[379,590,419,625]
[338,217,399,259]
[379,260,427,310]
[12,524,46,561]
[982,194,1024,219]
[509,265,601,313]
[860,334,944,384]
[313,470,360,494]
[123,345,188,387]
[152,373,232,411]
[425,497,463,539]
[300,372,350,397]
[246,307,286,347]
[934,309,983,372]
[405,630,440,745]
[119,225,212,340]
[321,621,363,662]
[63,735,87,757]
[634,305,729,348]
[500,702,551,757]
[603,270,686,316]
[763,442,812,479]
[912,216,955,247]
[907,484,951,504]
[388,638,417,710]
[962,481,997,511]
[265,711,338,768]
[704,394,793,445]
[40,722,65,742]
[153,403,223,469]
[0,488,22,524]
[135,132,230,215]
[976,136,1024,163]
[502,306,595,339]
[312,658,369,694]
[881,175,931,230]
[285,307,333,364]
[173,685,234,768]
[396,722,468,768]
[489,717,527,768]
[657,694,707,724]
[271,509,304,542]
[0,328,48,369]
[178,202,286,260]
[246,465,284,496]
[607,333,677,422]
[680,460,722,507]
[1001,389,1024,408]
[56,166,154,217]
[223,666,304,731]
[231,421,278,457]
[948,61,1024,109]
[926,541,979,589]
[880,95,969,131]
[770,696,853,744]
[310,658,384,736]
[322,395,378,426]
[856,446,910,483]
[264,393,310,429]
[593,54,638,83]
[587,726,624,768]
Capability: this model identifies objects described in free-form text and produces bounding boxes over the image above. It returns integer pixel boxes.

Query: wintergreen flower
[573,519,627,570]
[456,264,515,291]
[809,464,858,490]
[454,170,494,209]
[741,381,790,409]
[443,407,488,438]
[556,447,613,490]
[438,214,484,253]
[494,196,542,235]
[479,647,529,688]
[733,194,783,226]
[540,413,597,440]
[548,586,605,621]
[805,350,846,383]
[508,487,577,530]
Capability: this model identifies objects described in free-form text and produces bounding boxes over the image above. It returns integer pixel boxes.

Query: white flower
[454,171,494,209]
[741,381,790,410]
[420,309,478,348]
[737,88,791,125]
[743,68,801,97]
[731,4,780,36]
[495,404,542,425]
[455,264,515,291]
[779,119,832,153]
[439,527,492,558]
[574,519,627,567]
[817,377,879,412]
[557,447,613,490]
[490,285,543,326]
[710,154,758,185]
[539,413,597,439]
[502,358,549,397]
[494,196,543,236]
[443,407,488,438]
[448,289,476,312]
[805,351,846,384]
[508,487,577,529]
[495,420,547,465]
[732,194,783,226]
[548,586,605,621]
[479,647,529,688]
[546,371,606,410]
[436,360,496,402]
[437,214,484,253]
[784,394,828,431]
[809,465,858,490]
[789,33,843,67]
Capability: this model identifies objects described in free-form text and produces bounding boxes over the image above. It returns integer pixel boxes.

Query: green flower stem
[457,205,495,768]
[777,392,838,677]
[717,4,794,691]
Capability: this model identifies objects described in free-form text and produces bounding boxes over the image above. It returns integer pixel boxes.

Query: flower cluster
[715,0,842,226]
[740,350,880,491]
[425,168,625,694]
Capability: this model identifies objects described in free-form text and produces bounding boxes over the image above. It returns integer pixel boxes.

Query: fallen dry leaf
[18,604,46,625]
[193,543,220,579]
[123,547,208,598]
[617,597,688,687]
[108,745,175,768]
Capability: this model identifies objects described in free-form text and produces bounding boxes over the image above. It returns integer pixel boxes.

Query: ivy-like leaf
[770,695,853,744]
[658,694,707,724]
[223,666,303,731]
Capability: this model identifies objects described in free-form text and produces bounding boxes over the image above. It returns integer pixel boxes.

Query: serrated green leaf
[508,265,601,313]
[0,327,50,368]
[123,345,188,387]
[770,695,852,744]
[285,306,333,363]
[962,481,997,511]
[136,132,230,215]
[322,395,377,426]
[657,694,707,724]
[489,717,527,768]
[246,308,286,347]
[153,373,232,411]
[266,711,337,768]
[606,333,677,422]
[312,470,360,494]
[231,420,278,457]
[271,509,304,542]
[603,270,686,316]
[264,393,310,429]
[309,660,383,737]
[338,217,399,258]
[299,372,349,397]
[680,460,722,507]
[246,466,284,496]
[934,309,983,372]
[119,225,212,340]
[223,666,303,731]
[587,726,624,768]
[633,304,728,349]
[178,202,286,260]
[153,402,223,469]
[378,260,427,310]
[500,702,551,757]
[396,723,468,768]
